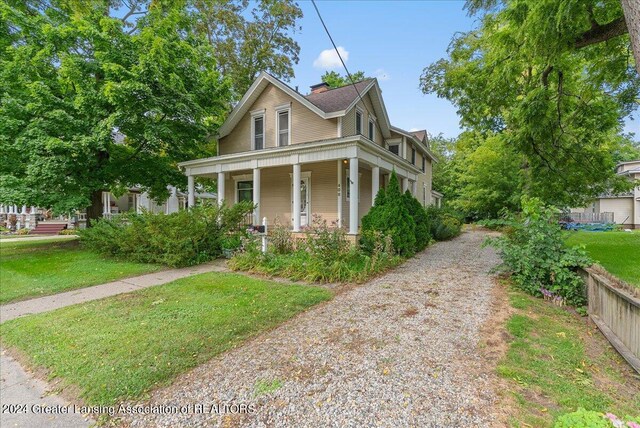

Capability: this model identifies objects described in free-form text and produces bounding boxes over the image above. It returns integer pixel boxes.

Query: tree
[0,0,231,224]
[190,0,303,97]
[361,171,416,256]
[422,0,639,208]
[321,71,368,88]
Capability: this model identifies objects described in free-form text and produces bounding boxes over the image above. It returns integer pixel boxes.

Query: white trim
[234,177,253,204]
[337,160,342,228]
[232,174,253,181]
[250,112,265,151]
[218,73,328,138]
[337,117,342,138]
[355,107,364,135]
[275,105,291,147]
[345,169,362,202]
[290,174,311,228]
[368,118,375,142]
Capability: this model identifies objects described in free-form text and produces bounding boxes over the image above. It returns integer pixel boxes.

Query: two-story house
[179,72,437,236]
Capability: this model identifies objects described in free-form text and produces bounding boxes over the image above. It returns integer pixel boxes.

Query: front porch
[180,135,423,234]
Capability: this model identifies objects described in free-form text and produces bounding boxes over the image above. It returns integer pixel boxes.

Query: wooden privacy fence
[579,266,640,373]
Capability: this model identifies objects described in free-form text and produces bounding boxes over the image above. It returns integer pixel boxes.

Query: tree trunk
[621,0,640,75]
[86,189,104,228]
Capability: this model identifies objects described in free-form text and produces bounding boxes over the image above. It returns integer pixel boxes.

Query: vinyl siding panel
[341,92,383,146]
[219,84,338,155]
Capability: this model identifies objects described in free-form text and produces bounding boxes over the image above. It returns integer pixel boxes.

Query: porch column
[371,166,380,206]
[411,180,417,196]
[217,172,225,206]
[292,164,301,232]
[402,177,409,193]
[349,158,359,235]
[337,160,343,228]
[187,175,195,208]
[253,168,261,224]
[21,205,27,214]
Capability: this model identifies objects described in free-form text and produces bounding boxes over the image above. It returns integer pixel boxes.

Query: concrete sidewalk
[0,235,78,243]
[0,260,228,323]
[0,260,229,428]
[0,349,93,428]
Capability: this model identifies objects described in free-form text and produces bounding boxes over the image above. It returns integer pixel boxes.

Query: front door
[292,177,310,227]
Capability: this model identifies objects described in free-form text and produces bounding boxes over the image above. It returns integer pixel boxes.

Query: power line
[310,0,387,142]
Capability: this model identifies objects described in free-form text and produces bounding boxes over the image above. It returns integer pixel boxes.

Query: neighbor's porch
[180,135,422,235]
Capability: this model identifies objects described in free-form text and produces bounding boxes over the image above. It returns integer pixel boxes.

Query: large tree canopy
[0,0,231,220]
[190,0,303,97]
[421,0,640,208]
[321,71,369,88]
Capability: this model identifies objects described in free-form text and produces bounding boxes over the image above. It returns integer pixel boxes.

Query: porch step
[30,223,67,235]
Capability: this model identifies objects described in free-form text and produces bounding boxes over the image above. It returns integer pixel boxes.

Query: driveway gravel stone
[118,229,502,428]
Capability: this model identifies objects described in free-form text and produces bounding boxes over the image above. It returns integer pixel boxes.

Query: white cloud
[374,68,391,81]
[409,128,420,132]
[313,46,349,69]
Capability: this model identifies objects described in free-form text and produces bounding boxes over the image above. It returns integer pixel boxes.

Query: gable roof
[305,79,374,113]
[218,72,394,140]
[410,130,427,143]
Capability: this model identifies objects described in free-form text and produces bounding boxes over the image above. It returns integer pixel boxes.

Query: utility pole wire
[310,0,387,142]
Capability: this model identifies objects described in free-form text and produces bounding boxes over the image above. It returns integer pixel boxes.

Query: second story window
[368,119,375,142]
[422,156,426,172]
[253,116,264,150]
[389,144,399,156]
[411,147,416,165]
[276,106,290,147]
[355,110,363,135]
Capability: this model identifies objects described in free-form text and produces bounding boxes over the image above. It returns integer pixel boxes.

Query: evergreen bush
[361,171,416,256]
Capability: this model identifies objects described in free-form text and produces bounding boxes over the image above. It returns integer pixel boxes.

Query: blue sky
[289,0,638,139]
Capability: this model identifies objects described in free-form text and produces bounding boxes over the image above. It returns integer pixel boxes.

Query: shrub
[269,217,294,254]
[361,171,416,256]
[486,197,591,306]
[80,201,254,267]
[402,190,432,250]
[229,216,401,283]
[424,206,463,241]
[554,409,640,428]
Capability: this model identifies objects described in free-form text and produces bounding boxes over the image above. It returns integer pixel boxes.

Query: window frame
[355,107,364,135]
[368,118,375,142]
[250,109,265,151]
[411,147,416,165]
[275,103,291,147]
[422,156,426,172]
[388,144,400,156]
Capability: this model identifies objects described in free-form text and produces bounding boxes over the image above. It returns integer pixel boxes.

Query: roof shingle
[304,79,374,113]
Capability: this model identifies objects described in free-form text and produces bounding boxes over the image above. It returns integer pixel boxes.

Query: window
[389,144,399,155]
[237,181,253,202]
[368,119,375,142]
[355,110,363,135]
[421,156,426,172]
[253,116,264,150]
[411,147,416,165]
[277,108,290,146]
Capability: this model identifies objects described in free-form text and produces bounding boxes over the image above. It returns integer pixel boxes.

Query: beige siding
[223,161,341,226]
[219,84,338,155]
[341,92,383,146]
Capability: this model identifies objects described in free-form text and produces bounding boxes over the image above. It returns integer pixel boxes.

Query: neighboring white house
[571,160,640,229]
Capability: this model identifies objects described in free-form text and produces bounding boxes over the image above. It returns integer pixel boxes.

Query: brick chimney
[310,82,330,94]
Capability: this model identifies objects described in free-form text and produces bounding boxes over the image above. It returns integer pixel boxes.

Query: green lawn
[497,287,640,427]
[565,230,640,287]
[0,239,160,304]
[0,272,331,405]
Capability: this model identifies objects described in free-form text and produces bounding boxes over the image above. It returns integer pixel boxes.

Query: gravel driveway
[119,229,502,428]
